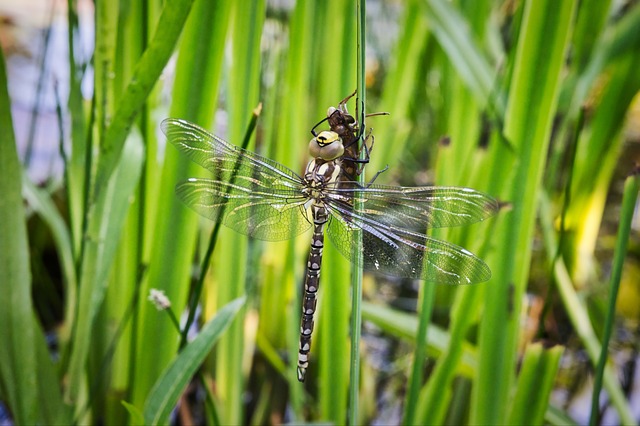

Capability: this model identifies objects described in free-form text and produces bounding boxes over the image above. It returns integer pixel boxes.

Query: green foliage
[1,0,639,424]
[0,47,70,426]
[143,297,245,425]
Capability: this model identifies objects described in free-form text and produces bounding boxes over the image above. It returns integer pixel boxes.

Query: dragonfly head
[309,130,344,161]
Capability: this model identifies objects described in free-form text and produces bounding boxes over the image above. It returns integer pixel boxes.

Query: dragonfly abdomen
[297,203,329,382]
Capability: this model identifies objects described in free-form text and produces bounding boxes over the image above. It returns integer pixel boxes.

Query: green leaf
[474,1,577,423]
[590,172,640,424]
[361,302,477,377]
[213,3,264,424]
[369,0,429,174]
[507,344,564,425]
[421,0,502,113]
[131,0,231,409]
[22,179,77,302]
[121,400,145,425]
[0,44,69,426]
[66,130,145,407]
[143,297,246,425]
[93,0,196,197]
[539,192,636,424]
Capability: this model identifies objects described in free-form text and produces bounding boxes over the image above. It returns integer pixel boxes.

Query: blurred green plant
[1,0,639,424]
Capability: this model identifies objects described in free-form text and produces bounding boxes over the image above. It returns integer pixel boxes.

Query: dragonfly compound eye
[309,130,344,160]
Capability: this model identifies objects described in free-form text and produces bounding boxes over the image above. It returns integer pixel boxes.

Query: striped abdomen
[297,204,329,382]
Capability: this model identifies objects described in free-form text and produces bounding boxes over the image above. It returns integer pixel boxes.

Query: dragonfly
[162,113,498,382]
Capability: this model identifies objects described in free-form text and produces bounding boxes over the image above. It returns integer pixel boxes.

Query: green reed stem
[589,170,640,425]
[404,284,436,424]
[179,105,262,350]
[348,0,366,424]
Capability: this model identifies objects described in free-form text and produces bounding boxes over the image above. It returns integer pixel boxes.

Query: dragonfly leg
[366,164,390,187]
[338,90,357,109]
[340,130,377,179]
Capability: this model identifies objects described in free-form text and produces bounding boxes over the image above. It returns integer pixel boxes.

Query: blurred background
[1,0,639,424]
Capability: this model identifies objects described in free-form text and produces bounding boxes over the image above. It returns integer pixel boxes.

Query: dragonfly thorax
[302,158,340,200]
[309,130,344,160]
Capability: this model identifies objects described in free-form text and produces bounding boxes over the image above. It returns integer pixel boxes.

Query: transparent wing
[325,198,492,284]
[162,118,305,188]
[176,178,311,241]
[327,183,499,230]
[162,119,312,241]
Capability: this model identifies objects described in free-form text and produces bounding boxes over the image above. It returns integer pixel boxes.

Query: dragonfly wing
[163,118,312,240]
[325,201,491,284]
[328,184,498,230]
[162,118,304,186]
[177,178,311,241]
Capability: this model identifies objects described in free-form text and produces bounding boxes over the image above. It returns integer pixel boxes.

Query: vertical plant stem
[317,3,353,420]
[538,191,636,424]
[65,0,86,258]
[214,3,264,424]
[93,0,196,199]
[0,48,43,426]
[348,1,366,424]
[473,1,576,422]
[24,1,55,166]
[132,0,230,408]
[404,285,436,424]
[179,106,261,350]
[589,170,640,425]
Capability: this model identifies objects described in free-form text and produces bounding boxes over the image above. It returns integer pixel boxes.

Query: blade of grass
[539,191,635,424]
[403,282,436,425]
[421,0,503,114]
[564,51,640,284]
[186,104,260,425]
[24,1,55,166]
[570,0,612,71]
[67,130,145,418]
[63,0,117,412]
[261,0,315,416]
[348,0,366,424]
[65,0,87,258]
[473,1,577,423]
[0,49,68,425]
[212,3,264,424]
[568,4,640,119]
[314,1,355,420]
[317,52,350,426]
[143,297,245,425]
[361,302,477,377]
[507,343,564,425]
[589,170,639,425]
[131,0,231,408]
[23,178,77,298]
[180,106,262,350]
[93,0,196,199]
[414,285,482,424]
[546,404,579,426]
[300,0,352,414]
[428,195,501,425]
[369,0,428,174]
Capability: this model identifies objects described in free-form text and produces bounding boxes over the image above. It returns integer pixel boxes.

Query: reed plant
[1,0,639,424]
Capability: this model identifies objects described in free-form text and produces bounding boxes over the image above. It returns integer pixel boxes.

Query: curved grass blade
[0,49,69,425]
[589,170,639,425]
[143,297,245,425]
